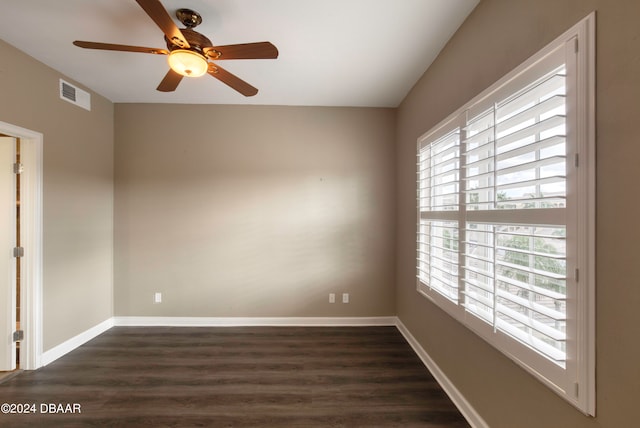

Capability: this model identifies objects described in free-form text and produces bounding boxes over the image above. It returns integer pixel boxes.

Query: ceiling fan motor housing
[165,28,212,56]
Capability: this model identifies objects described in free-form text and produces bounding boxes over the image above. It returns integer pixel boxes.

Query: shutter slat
[497,115,565,148]
[496,274,566,300]
[497,155,565,177]
[463,302,494,323]
[431,167,459,182]
[495,245,566,260]
[429,132,460,153]
[498,303,566,341]
[463,126,494,147]
[463,185,494,193]
[497,94,565,135]
[463,170,494,181]
[463,240,493,250]
[465,110,494,132]
[463,264,494,280]
[496,259,566,280]
[431,190,458,198]
[429,276,459,301]
[497,135,565,162]
[497,72,565,120]
[432,143,459,160]
[495,196,566,208]
[463,289,494,308]
[496,229,566,240]
[464,139,494,158]
[430,261,459,277]
[464,156,493,170]
[496,288,565,321]
[495,318,566,362]
[496,174,565,191]
[463,278,494,294]
[464,247,494,259]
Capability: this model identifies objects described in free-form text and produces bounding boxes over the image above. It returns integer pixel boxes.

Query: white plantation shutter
[465,224,568,363]
[418,220,460,303]
[416,14,595,415]
[494,67,567,209]
[461,60,569,366]
[417,127,461,304]
[418,129,460,212]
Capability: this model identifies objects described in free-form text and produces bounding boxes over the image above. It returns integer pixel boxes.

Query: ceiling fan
[73,0,278,97]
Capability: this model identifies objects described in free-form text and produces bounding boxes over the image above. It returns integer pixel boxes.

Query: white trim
[395,319,488,428]
[113,316,398,327]
[0,121,43,370]
[0,136,16,371]
[574,12,597,415]
[41,318,114,366]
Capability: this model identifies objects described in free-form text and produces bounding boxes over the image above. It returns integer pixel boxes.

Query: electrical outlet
[154,292,162,304]
[342,293,349,303]
[329,293,336,303]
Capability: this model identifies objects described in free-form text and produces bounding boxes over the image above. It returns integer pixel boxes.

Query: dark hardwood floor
[0,326,470,427]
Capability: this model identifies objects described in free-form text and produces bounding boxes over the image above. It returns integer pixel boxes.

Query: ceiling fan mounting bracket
[176,8,202,29]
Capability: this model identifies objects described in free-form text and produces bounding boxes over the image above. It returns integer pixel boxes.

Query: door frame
[0,121,43,370]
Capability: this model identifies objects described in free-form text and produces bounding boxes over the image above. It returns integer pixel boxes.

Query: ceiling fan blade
[204,42,279,60]
[135,0,190,49]
[73,41,168,55]
[157,69,184,92]
[208,64,258,97]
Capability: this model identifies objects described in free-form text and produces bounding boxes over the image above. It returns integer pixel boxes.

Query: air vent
[59,79,91,111]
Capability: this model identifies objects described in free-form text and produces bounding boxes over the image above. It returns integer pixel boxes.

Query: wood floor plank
[0,326,470,427]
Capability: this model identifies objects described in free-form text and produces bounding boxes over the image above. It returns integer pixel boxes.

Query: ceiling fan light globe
[168,50,208,77]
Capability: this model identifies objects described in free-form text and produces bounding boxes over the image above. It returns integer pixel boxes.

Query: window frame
[415,13,595,415]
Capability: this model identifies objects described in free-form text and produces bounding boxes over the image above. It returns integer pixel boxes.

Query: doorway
[0,122,43,372]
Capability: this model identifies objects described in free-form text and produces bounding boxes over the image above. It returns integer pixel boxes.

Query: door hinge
[575,153,579,168]
[574,38,579,53]
[13,162,23,174]
[575,268,579,282]
[13,330,24,342]
[13,247,24,258]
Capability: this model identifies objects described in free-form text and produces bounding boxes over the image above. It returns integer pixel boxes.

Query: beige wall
[396,0,640,427]
[114,104,395,317]
[0,40,114,351]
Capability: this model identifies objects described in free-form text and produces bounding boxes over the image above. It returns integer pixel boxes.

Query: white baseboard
[39,317,395,366]
[113,316,398,327]
[41,318,114,367]
[395,319,488,428]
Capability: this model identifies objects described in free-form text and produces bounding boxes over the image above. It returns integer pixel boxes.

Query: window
[416,14,595,414]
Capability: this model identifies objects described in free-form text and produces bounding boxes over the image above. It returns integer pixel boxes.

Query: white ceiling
[0,0,478,107]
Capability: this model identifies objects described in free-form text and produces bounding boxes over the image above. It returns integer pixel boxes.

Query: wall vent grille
[59,79,91,111]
